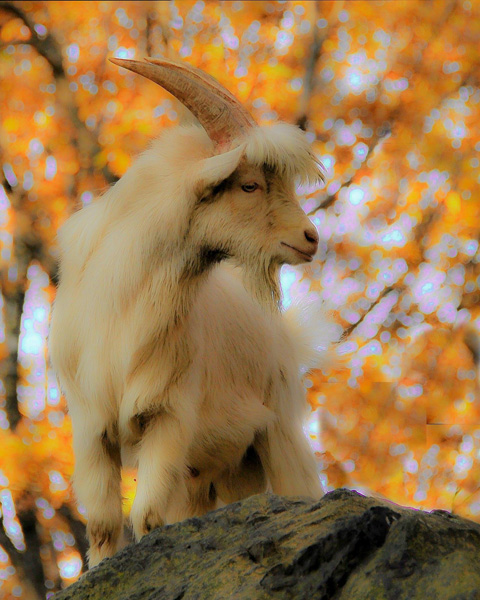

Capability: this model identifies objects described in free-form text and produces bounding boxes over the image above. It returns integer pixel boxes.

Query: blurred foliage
[0,0,480,597]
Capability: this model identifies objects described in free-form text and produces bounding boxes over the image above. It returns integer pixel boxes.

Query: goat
[49,57,336,567]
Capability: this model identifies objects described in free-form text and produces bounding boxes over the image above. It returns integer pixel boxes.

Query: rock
[53,489,480,600]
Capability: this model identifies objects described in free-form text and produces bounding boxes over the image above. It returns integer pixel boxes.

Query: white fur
[49,122,334,567]
[284,298,342,374]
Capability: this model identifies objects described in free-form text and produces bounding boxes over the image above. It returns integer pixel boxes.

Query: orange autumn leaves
[0,1,480,596]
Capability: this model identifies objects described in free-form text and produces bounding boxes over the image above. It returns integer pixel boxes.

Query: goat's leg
[72,422,123,567]
[186,481,217,516]
[170,456,263,521]
[215,445,267,504]
[130,409,191,540]
[255,419,323,499]
[170,476,218,522]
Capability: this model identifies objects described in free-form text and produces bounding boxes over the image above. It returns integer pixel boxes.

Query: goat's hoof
[87,520,121,567]
[131,507,164,541]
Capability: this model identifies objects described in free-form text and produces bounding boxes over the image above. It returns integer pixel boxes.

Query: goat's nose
[304,227,319,245]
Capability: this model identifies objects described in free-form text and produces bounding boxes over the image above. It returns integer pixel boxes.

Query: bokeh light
[1,1,480,597]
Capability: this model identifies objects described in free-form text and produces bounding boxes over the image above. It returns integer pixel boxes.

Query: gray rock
[53,489,480,600]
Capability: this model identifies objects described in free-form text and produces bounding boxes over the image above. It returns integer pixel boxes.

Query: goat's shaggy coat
[49,59,336,567]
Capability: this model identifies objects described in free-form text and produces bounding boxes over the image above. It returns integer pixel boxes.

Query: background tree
[0,1,479,597]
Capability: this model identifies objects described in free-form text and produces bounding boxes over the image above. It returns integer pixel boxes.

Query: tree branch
[58,505,88,567]
[296,3,325,131]
[341,286,400,341]
[0,172,52,429]
[308,128,389,215]
[0,1,118,185]
[0,514,42,600]
[0,1,63,76]
[0,176,27,430]
[1,288,24,430]
[16,506,47,600]
[304,2,461,218]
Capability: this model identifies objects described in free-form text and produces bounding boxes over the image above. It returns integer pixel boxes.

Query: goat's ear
[195,143,245,190]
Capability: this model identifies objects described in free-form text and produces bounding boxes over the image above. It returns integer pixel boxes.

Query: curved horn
[109,56,256,147]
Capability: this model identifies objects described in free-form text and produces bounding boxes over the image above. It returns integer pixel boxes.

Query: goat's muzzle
[280,224,319,263]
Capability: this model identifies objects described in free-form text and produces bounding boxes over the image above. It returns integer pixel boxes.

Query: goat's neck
[148,244,228,331]
[158,253,211,328]
[156,252,281,330]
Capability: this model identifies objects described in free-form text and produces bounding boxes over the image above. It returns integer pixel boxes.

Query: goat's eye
[241,182,259,193]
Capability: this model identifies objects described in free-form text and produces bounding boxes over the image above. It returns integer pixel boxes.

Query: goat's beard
[241,256,282,313]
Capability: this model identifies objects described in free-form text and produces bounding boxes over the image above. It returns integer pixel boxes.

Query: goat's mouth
[281,242,314,262]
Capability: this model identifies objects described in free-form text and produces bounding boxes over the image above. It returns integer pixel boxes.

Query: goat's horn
[109,56,256,147]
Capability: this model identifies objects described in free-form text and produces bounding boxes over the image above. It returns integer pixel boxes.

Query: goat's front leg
[130,408,192,540]
[255,418,323,499]
[71,419,123,567]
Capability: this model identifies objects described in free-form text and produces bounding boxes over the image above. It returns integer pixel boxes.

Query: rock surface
[53,489,480,599]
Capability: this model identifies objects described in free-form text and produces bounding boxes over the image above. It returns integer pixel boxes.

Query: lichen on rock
[53,489,480,600]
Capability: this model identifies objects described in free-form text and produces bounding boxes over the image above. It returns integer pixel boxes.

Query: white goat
[49,57,334,567]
